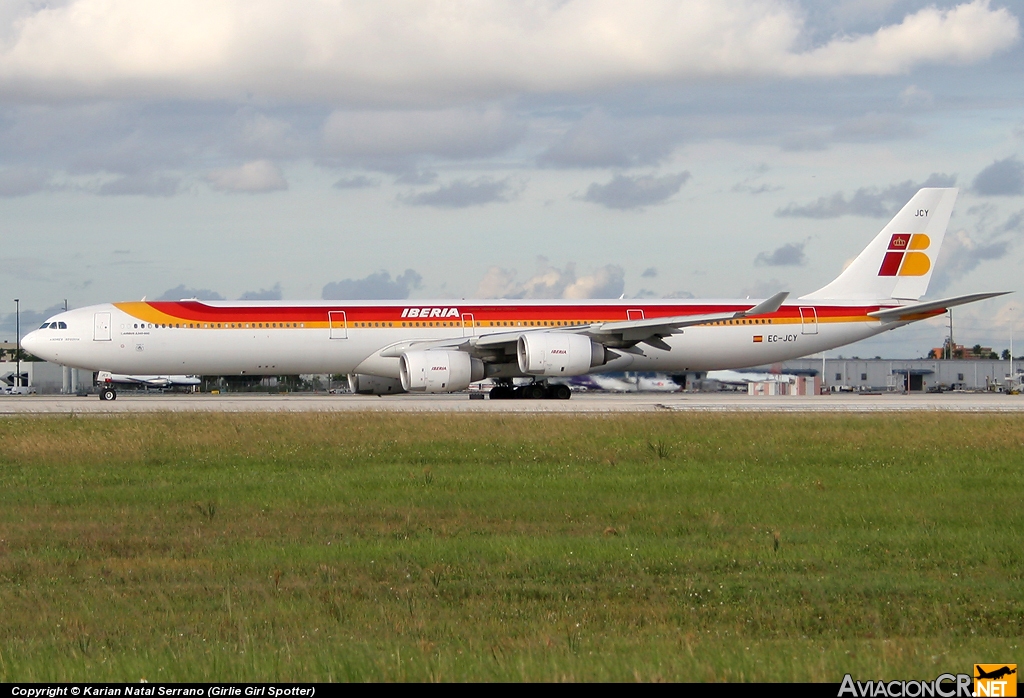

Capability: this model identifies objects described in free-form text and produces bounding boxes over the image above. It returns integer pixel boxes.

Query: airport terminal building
[773,358,1020,392]
[1,358,85,394]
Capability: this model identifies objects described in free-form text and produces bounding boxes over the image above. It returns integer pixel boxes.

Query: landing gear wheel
[552,384,572,400]
[100,388,117,401]
[527,384,547,399]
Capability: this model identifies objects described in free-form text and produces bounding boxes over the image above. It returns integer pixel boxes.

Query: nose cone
[21,330,48,360]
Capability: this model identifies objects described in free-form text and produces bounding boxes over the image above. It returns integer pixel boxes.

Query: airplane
[96,371,201,390]
[22,188,1009,401]
[556,372,682,392]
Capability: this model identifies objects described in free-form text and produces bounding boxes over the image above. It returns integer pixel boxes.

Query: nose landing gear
[99,387,117,401]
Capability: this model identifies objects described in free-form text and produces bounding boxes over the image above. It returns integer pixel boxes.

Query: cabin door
[329,311,348,339]
[93,312,111,341]
[799,307,818,335]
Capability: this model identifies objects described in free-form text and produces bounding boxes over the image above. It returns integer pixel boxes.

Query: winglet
[737,291,789,318]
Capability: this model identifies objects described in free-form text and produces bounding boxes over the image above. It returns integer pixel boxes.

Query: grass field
[0,413,1021,682]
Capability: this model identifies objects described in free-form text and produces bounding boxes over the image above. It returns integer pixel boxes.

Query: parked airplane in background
[23,188,1008,400]
[95,372,200,399]
[560,372,683,393]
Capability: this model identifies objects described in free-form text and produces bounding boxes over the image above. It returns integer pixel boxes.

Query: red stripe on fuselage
[131,301,886,324]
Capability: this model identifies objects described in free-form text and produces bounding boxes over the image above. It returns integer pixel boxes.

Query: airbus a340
[23,188,1007,400]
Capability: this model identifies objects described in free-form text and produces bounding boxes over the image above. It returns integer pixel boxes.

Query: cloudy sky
[2,0,1023,359]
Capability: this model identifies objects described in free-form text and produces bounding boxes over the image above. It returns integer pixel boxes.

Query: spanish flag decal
[753,335,764,343]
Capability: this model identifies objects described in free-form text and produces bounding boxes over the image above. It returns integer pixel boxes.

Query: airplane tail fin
[800,188,958,301]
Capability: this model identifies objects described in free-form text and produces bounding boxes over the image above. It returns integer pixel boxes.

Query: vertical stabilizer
[800,188,958,301]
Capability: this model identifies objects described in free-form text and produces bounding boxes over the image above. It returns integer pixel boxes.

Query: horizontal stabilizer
[868,292,1010,323]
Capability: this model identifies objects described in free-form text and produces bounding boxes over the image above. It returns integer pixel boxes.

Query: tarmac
[2,391,1024,414]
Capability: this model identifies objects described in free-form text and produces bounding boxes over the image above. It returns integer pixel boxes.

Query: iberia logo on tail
[879,233,931,276]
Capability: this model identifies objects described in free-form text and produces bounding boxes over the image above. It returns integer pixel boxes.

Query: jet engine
[399,350,484,393]
[348,373,405,395]
[517,333,613,376]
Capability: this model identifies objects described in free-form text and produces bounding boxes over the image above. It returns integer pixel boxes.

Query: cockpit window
[57,322,67,329]
[40,322,50,329]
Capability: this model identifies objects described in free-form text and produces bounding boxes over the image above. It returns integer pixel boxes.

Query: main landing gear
[488,381,572,400]
[99,387,117,401]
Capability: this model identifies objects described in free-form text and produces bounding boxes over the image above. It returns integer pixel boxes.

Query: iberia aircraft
[22,188,1007,401]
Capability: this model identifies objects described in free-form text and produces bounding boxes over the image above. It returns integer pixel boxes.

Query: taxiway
[2,392,1023,414]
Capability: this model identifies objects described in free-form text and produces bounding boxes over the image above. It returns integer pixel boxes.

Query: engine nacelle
[517,333,610,376]
[399,351,484,393]
[347,373,405,395]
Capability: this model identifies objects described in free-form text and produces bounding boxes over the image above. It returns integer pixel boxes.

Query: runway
[3,391,1024,414]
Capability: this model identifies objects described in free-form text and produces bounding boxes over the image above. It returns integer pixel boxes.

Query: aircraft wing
[379,292,790,358]
[471,292,790,353]
[378,337,471,357]
[583,291,789,351]
[868,292,1010,323]
[380,330,553,361]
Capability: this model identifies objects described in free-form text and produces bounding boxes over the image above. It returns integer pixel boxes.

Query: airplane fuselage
[26,298,921,378]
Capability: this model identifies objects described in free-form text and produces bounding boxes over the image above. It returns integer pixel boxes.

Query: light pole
[14,298,20,389]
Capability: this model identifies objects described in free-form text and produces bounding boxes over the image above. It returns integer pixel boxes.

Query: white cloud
[476,260,624,299]
[582,172,690,210]
[739,278,785,298]
[239,283,283,300]
[899,84,934,108]
[973,156,1024,196]
[780,1,1019,77]
[322,108,524,160]
[930,229,1011,293]
[0,166,53,196]
[333,174,379,189]
[755,242,806,267]
[988,298,1024,335]
[0,1,1016,103]
[563,266,625,299]
[776,173,957,218]
[476,266,520,299]
[233,112,306,158]
[402,177,518,208]
[206,160,287,193]
[98,173,180,197]
[322,270,422,300]
[539,110,686,168]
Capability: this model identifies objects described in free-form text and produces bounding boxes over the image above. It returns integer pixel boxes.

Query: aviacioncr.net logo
[839,673,972,697]
[975,664,1017,697]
